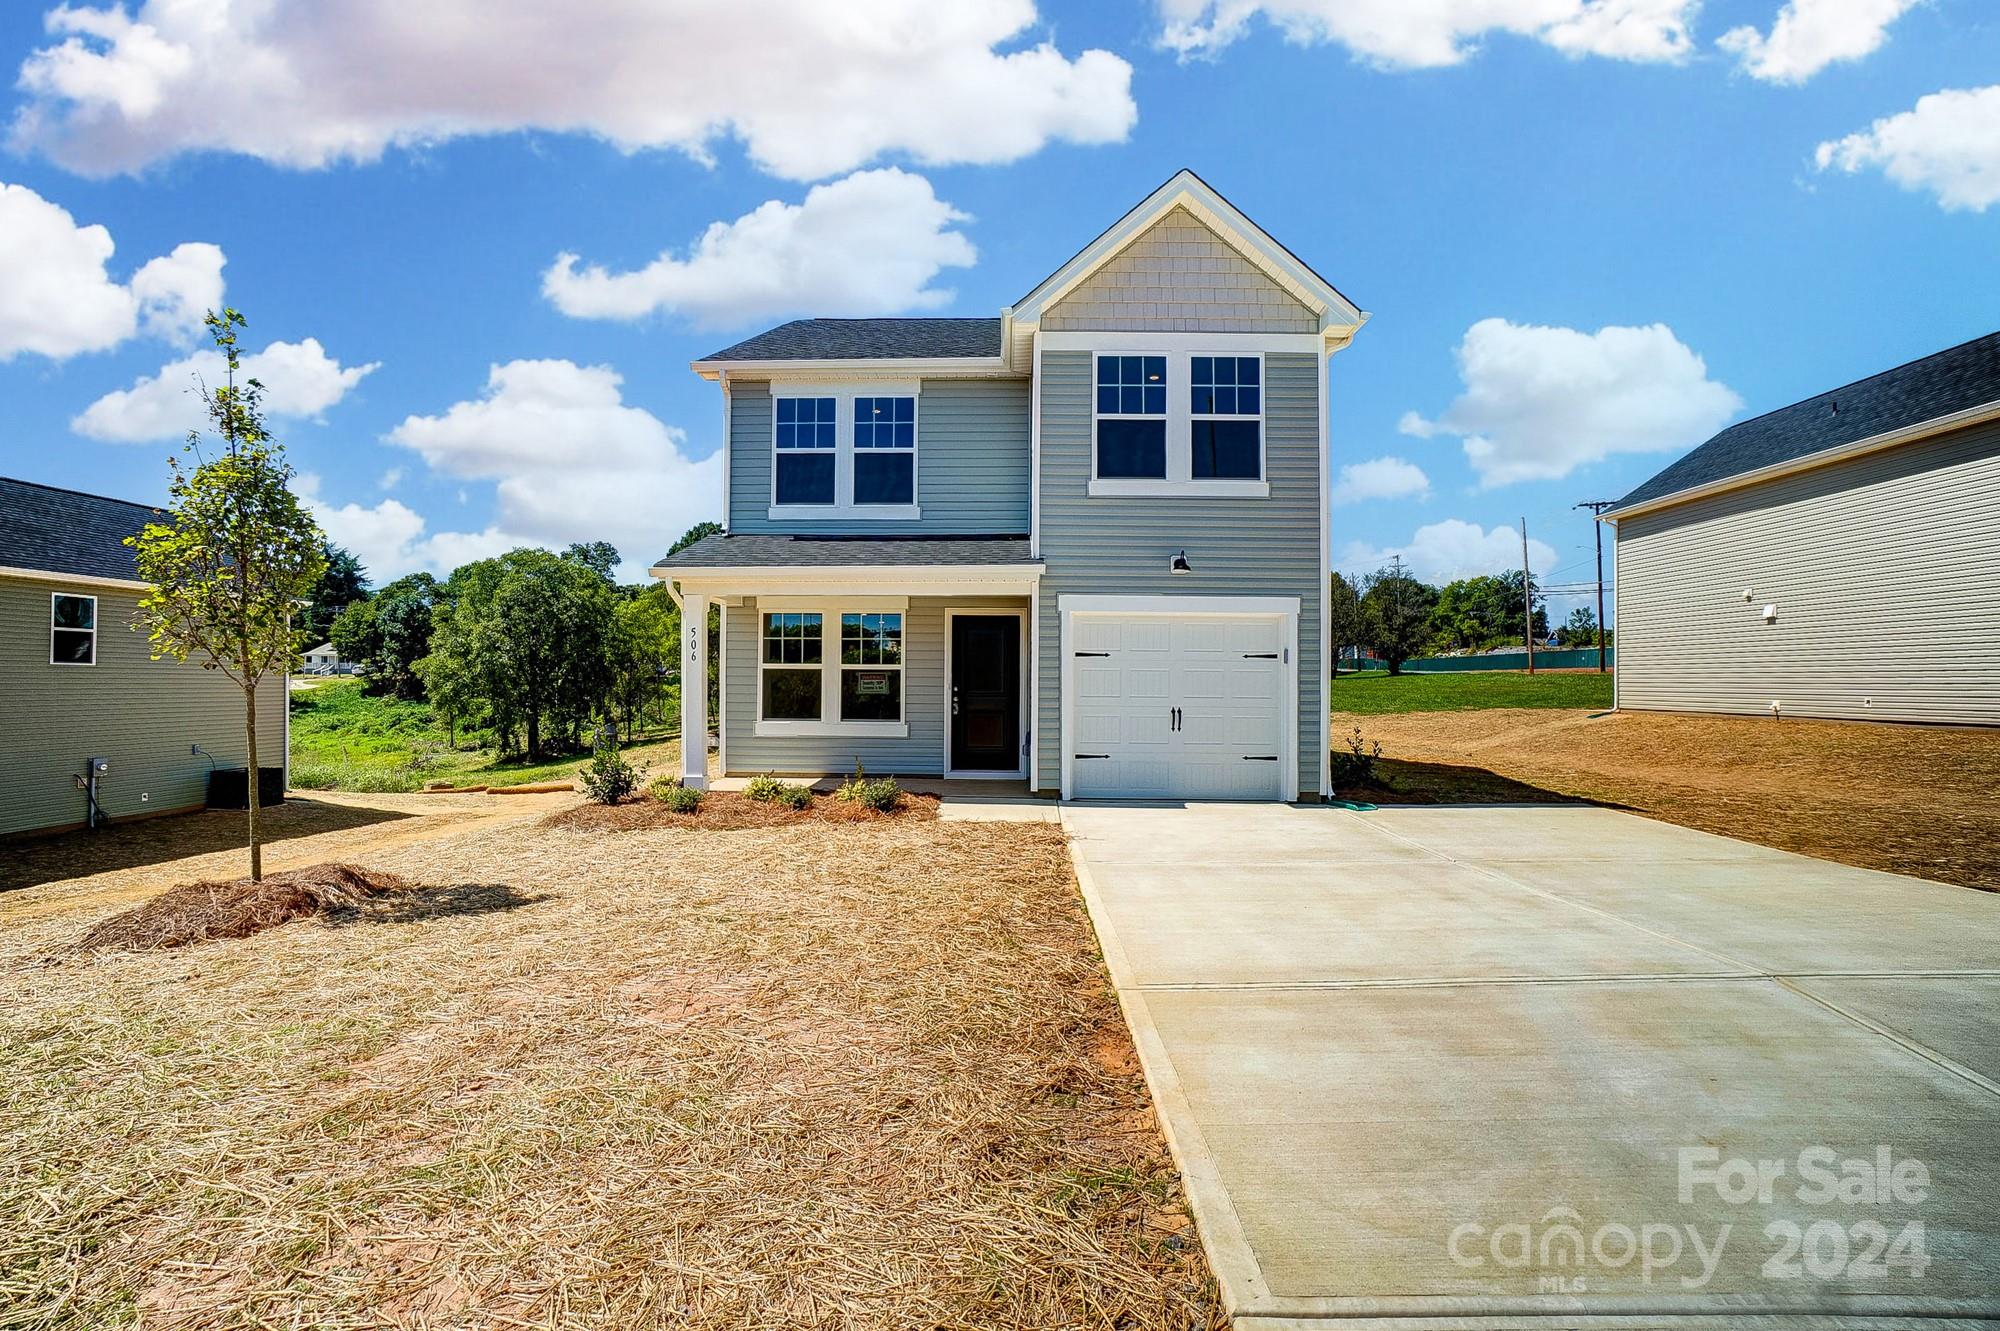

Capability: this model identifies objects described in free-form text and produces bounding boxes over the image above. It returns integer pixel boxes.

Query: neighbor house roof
[698,318,1003,364]
[1608,331,2000,516]
[0,477,160,584]
[654,533,1034,572]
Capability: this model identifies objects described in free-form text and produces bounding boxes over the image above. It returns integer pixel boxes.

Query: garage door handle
[1076,753,1110,760]
[1242,755,1278,761]
[1242,652,1278,659]
[1073,651,1110,657]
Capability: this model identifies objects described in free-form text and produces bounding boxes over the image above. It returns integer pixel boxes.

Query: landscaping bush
[772,781,813,810]
[654,780,703,814]
[1329,725,1384,788]
[747,774,814,810]
[835,764,902,812]
[578,736,645,804]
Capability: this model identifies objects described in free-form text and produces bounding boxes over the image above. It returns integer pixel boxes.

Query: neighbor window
[760,611,823,720]
[1190,355,1262,480]
[839,612,903,721]
[50,593,96,666]
[853,396,915,505]
[1094,355,1167,479]
[773,397,837,505]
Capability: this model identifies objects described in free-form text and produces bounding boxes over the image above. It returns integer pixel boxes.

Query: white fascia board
[1602,397,2000,523]
[691,356,1012,381]
[0,565,150,591]
[660,567,1041,600]
[1059,593,1299,616]
[1041,330,1323,353]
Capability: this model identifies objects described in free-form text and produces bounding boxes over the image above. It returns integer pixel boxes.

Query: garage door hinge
[1073,651,1110,657]
[1242,652,1278,659]
[1242,755,1279,761]
[1076,753,1110,760]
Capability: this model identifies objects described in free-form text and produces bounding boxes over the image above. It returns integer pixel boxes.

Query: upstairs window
[760,611,823,719]
[853,396,916,505]
[1191,355,1263,480]
[51,593,96,666]
[774,397,837,505]
[1094,355,1167,479]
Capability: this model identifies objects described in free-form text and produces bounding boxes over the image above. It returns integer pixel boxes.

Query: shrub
[835,763,902,812]
[659,783,704,814]
[1329,725,1384,789]
[577,738,644,805]
[773,781,813,810]
[744,774,786,802]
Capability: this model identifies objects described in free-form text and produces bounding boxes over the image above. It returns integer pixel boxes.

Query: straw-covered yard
[0,793,1222,1329]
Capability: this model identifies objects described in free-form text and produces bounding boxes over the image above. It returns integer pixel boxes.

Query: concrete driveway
[1062,802,2000,1329]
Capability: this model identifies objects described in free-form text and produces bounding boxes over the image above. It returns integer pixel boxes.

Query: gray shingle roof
[699,318,1002,363]
[654,533,1034,571]
[1610,331,2000,513]
[0,477,161,582]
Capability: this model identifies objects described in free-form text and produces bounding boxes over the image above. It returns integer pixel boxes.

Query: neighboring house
[1603,331,2000,725]
[303,642,343,674]
[0,477,288,837]
[654,171,1367,799]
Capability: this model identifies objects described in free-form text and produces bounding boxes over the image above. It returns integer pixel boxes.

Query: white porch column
[681,590,709,790]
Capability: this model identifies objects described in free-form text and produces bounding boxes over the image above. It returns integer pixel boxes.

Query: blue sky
[1,1,1995,602]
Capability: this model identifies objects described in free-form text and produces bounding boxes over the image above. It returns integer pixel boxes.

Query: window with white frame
[852,396,916,504]
[760,611,823,719]
[50,593,96,666]
[1190,355,1262,480]
[773,397,837,505]
[1093,355,1167,479]
[839,612,903,721]
[758,609,905,727]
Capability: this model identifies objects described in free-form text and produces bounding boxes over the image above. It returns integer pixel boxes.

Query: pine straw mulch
[70,863,412,953]
[542,789,941,833]
[1,806,1224,1330]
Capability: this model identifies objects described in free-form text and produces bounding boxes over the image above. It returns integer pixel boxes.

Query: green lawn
[288,678,679,791]
[1329,668,1614,715]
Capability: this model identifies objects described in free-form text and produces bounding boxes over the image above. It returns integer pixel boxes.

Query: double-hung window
[50,593,96,666]
[1094,356,1168,479]
[853,396,915,504]
[1190,355,1262,480]
[757,606,905,733]
[769,387,920,517]
[774,397,837,506]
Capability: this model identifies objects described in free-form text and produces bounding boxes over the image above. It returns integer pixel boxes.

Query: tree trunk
[527,709,541,762]
[245,681,262,882]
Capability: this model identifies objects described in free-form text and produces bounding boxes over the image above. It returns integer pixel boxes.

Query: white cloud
[377,467,403,490]
[1718,0,1916,84]
[13,0,1135,180]
[1402,318,1741,488]
[1332,455,1431,504]
[1815,85,2000,213]
[0,180,221,360]
[322,358,722,579]
[72,338,379,442]
[1157,0,1697,68]
[546,169,976,329]
[1339,518,1558,585]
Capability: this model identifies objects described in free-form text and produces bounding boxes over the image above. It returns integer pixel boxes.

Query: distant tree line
[309,521,723,760]
[1328,566,1606,675]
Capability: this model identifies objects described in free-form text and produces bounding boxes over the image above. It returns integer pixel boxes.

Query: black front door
[950,615,1020,772]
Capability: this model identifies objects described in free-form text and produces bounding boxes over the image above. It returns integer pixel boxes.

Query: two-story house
[653,171,1366,801]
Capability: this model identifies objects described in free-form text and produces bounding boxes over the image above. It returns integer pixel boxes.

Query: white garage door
[1070,614,1288,800]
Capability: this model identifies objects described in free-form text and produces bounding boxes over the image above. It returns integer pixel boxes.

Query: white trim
[1601,397,2000,521]
[1611,528,1622,714]
[1087,479,1269,499]
[681,591,709,790]
[1028,582,1042,792]
[753,603,908,734]
[49,591,97,667]
[662,563,1037,588]
[1092,348,1169,482]
[767,384,921,520]
[755,719,908,739]
[717,598,729,773]
[1029,332,1043,559]
[1,565,148,591]
[693,356,1006,381]
[1190,349,1266,484]
[758,594,907,613]
[942,606,1030,780]
[1043,330,1320,353]
[720,371,733,534]
[1086,348,1270,493]
[1057,593,1301,801]
[1317,342,1334,799]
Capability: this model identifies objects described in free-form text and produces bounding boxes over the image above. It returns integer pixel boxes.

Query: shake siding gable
[1614,417,2000,724]
[727,378,1031,535]
[1040,207,1318,335]
[1,576,287,836]
[1034,349,1324,794]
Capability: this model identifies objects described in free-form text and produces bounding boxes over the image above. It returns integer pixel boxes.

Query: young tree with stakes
[126,308,327,881]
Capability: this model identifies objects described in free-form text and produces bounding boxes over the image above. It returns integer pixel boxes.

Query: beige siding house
[1604,332,2000,726]
[0,478,288,838]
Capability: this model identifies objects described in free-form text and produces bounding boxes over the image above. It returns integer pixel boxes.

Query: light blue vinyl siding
[722,595,1027,776]
[727,378,1031,535]
[1034,349,1323,796]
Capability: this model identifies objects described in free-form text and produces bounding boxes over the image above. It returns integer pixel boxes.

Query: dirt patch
[71,863,410,953]
[1339,706,2000,892]
[542,789,941,832]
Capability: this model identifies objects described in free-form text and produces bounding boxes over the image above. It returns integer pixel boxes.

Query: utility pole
[1576,501,1615,674]
[1520,518,1535,674]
